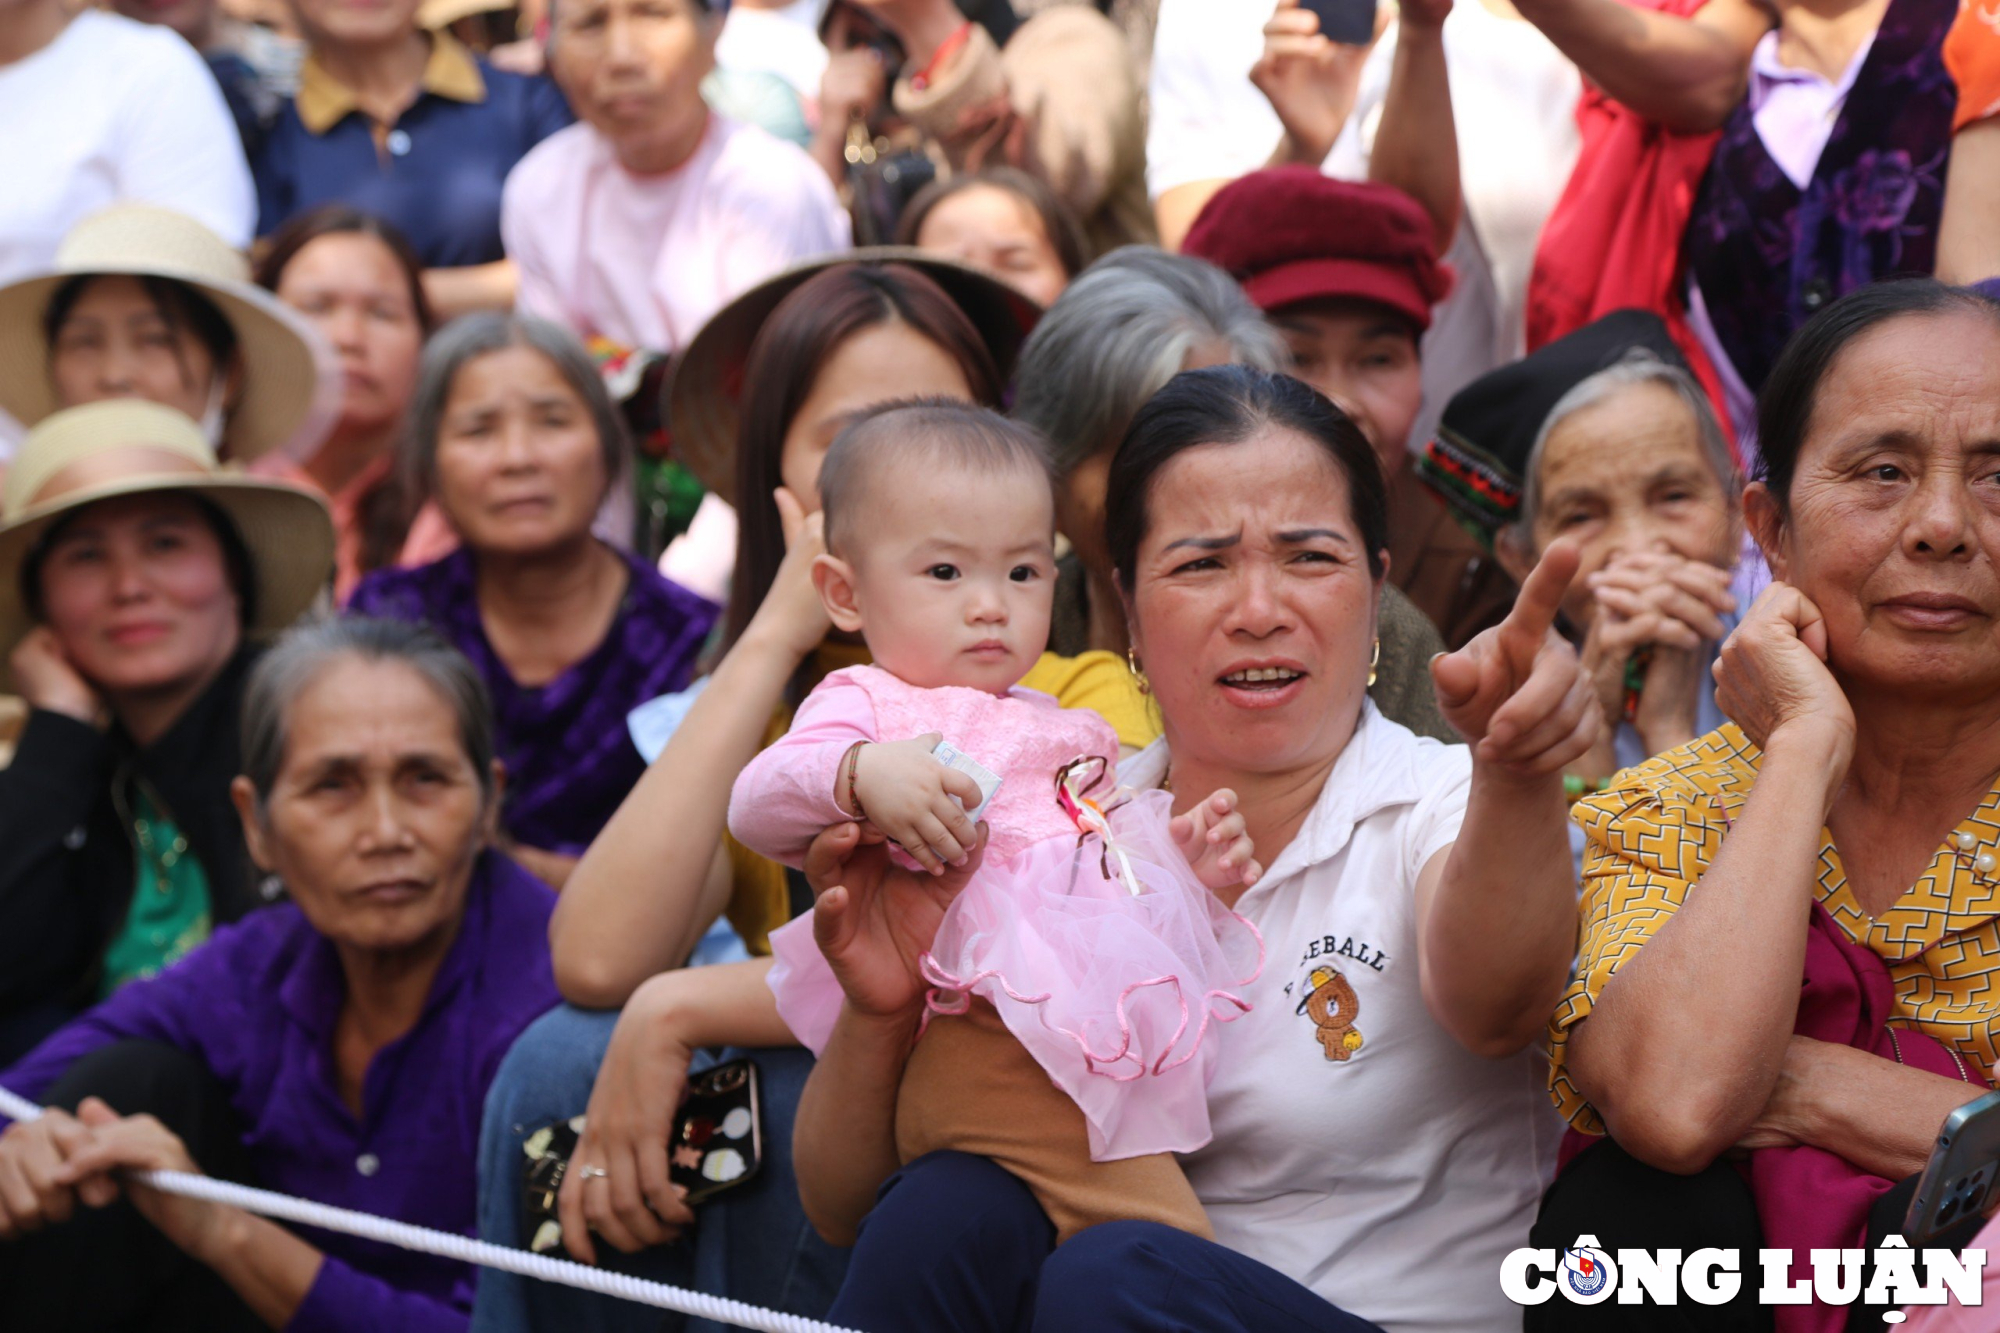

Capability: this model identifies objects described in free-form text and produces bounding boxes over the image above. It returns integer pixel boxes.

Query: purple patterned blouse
[1682,0,1954,401]
[348,547,718,857]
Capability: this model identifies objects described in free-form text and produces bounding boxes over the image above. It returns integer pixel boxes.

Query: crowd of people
[3,0,2000,1328]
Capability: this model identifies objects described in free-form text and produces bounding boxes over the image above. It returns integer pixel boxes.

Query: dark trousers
[0,1040,263,1332]
[1526,1138,1986,1333]
[825,1150,1385,1333]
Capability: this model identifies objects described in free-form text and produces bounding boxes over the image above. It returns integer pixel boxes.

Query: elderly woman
[250,0,571,317]
[1531,281,2000,1326]
[1013,245,1454,742]
[0,204,334,465]
[348,316,718,890]
[0,402,333,1062]
[0,617,557,1332]
[1423,310,1743,797]
[253,207,455,600]
[502,0,846,357]
[798,365,1596,1332]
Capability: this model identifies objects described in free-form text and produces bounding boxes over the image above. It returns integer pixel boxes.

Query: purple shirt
[2,851,559,1333]
[348,547,719,857]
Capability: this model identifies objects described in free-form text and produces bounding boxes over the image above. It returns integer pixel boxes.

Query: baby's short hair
[818,399,1056,556]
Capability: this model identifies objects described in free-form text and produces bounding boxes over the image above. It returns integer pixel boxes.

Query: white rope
[0,1084,859,1333]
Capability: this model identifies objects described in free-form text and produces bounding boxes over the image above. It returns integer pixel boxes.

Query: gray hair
[1012,246,1287,478]
[1514,351,1741,536]
[240,617,497,817]
[402,314,630,515]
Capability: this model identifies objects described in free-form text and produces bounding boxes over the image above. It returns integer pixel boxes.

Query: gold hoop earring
[1367,637,1380,689]
[1127,647,1149,696]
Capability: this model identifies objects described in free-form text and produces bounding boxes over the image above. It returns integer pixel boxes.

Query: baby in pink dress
[729,401,1262,1240]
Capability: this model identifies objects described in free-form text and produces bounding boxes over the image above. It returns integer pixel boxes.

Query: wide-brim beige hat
[0,204,340,465]
[0,401,336,690]
[666,248,1043,504]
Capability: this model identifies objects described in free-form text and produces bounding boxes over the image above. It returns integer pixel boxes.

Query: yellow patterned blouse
[1549,723,2000,1135]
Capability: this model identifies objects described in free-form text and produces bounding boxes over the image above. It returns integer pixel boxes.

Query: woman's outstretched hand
[804,821,986,1021]
[1433,539,1601,775]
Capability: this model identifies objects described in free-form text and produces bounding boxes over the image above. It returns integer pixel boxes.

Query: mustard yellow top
[296,31,485,135]
[724,649,1159,955]
[1549,723,2000,1135]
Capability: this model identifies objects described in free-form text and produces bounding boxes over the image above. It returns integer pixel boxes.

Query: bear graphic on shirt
[1296,965,1364,1061]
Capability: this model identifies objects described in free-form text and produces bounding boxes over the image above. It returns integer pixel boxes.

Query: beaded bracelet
[1564,773,1613,802]
[839,741,868,822]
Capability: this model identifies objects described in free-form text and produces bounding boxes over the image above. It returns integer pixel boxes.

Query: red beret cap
[1181,167,1454,332]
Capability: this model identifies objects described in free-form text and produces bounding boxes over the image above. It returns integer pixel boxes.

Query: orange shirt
[1946,0,2000,132]
[252,454,457,602]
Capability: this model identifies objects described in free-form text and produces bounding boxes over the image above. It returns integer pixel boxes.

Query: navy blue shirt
[253,33,571,268]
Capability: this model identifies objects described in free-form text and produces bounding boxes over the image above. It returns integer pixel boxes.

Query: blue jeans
[827,1152,1384,1333]
[469,1005,847,1333]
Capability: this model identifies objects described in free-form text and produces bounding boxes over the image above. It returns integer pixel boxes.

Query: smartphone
[521,1058,764,1255]
[1906,1088,2000,1245]
[1300,0,1379,46]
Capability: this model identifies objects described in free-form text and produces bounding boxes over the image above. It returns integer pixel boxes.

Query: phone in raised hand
[1299,0,1379,45]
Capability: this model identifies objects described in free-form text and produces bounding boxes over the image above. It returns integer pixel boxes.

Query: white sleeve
[1145,0,1287,199]
[113,29,255,247]
[1405,742,1473,883]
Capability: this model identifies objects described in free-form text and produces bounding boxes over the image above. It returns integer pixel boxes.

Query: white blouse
[1124,704,1565,1333]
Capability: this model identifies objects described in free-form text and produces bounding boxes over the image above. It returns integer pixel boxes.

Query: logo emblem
[1296,965,1364,1061]
[1561,1242,1618,1304]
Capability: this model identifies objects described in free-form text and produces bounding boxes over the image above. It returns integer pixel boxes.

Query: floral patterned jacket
[1682,0,1955,398]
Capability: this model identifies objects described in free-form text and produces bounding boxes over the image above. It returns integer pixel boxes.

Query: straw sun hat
[0,204,338,464]
[665,247,1042,505]
[0,401,336,689]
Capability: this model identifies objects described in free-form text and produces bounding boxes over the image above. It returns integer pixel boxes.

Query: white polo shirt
[1124,704,1563,1333]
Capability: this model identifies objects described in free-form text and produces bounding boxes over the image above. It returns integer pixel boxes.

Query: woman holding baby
[795,365,1596,1333]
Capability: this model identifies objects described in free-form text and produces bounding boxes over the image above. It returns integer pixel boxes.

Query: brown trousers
[894,1001,1212,1243]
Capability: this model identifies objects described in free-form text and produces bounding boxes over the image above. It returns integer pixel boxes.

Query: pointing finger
[1501,540,1582,667]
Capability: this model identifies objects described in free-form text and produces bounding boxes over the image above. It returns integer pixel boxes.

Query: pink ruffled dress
[730,665,1262,1162]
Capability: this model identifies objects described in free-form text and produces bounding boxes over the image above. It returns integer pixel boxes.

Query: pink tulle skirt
[766,790,1263,1161]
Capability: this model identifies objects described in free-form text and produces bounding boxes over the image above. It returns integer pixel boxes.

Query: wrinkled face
[1272,298,1423,473]
[1518,381,1739,629]
[1758,310,2000,704]
[914,186,1069,309]
[829,459,1056,695]
[36,491,243,701]
[432,345,609,555]
[1125,425,1381,778]
[551,0,716,160]
[274,233,425,439]
[111,0,220,45]
[49,276,223,424]
[239,656,492,958]
[777,320,977,512]
[286,0,423,46]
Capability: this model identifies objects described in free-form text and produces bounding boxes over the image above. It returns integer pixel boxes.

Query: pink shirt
[728,665,1119,870]
[501,115,849,353]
